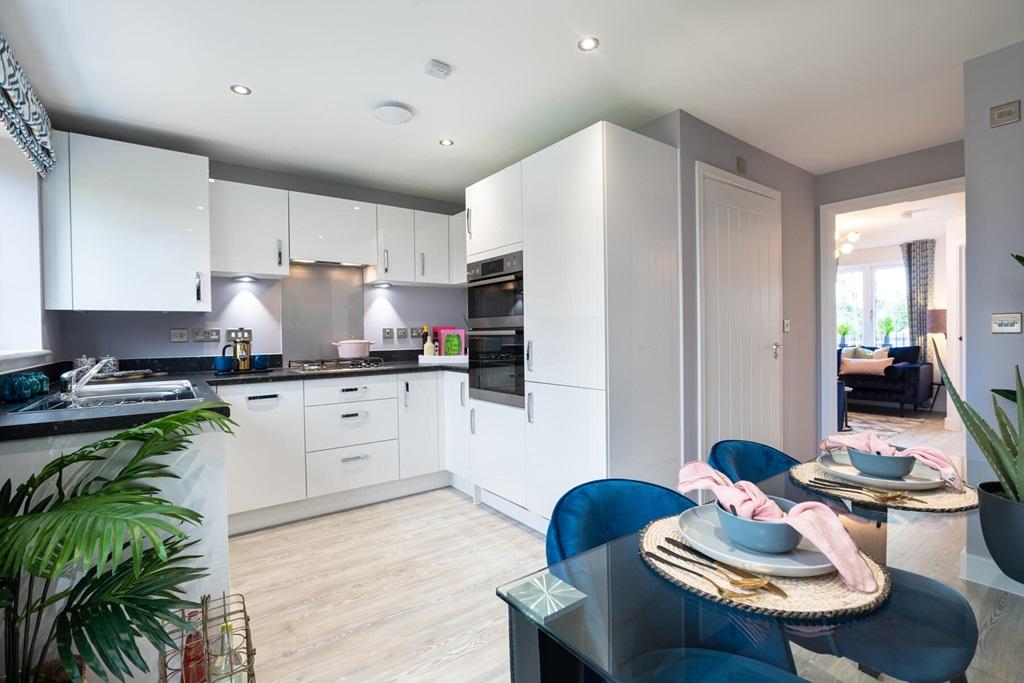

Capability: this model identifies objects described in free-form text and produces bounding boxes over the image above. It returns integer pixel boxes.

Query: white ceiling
[1,1,1022,202]
[836,192,965,249]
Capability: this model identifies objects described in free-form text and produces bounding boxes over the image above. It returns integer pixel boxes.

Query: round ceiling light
[373,102,414,125]
[439,138,454,147]
[229,84,252,96]
[577,36,600,51]
[839,242,854,255]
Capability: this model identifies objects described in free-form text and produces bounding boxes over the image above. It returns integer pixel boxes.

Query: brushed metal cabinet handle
[421,252,426,276]
[384,248,390,273]
[527,392,534,423]
[526,340,533,372]
[459,380,466,407]
[466,208,472,239]
[404,381,410,407]
[247,393,279,401]
[340,411,365,420]
[339,386,367,393]
[195,272,202,302]
[470,408,476,435]
[341,453,370,463]
[277,239,283,266]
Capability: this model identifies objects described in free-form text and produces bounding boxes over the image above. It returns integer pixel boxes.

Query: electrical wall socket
[192,328,221,342]
[169,328,188,343]
[396,327,408,339]
[410,327,421,339]
[382,328,394,339]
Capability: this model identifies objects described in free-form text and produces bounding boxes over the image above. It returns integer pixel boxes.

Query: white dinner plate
[676,504,835,578]
[817,451,946,491]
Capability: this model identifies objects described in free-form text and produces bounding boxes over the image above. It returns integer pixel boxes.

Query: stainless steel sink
[15,380,198,412]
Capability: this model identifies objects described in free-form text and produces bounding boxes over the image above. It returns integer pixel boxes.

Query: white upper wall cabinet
[448,211,467,284]
[414,211,450,284]
[375,205,415,281]
[288,191,377,265]
[522,124,607,390]
[210,180,289,279]
[42,132,211,311]
[465,162,522,258]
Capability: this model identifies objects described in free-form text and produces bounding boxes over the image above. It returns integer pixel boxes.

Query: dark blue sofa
[837,345,933,417]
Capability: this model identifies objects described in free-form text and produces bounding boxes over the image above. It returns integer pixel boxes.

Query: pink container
[432,327,466,356]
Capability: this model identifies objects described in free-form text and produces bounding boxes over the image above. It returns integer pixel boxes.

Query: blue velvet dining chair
[707,439,797,484]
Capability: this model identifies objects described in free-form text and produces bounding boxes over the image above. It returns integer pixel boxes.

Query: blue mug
[252,354,269,370]
[214,356,235,373]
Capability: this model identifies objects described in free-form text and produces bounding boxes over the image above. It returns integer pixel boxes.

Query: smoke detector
[425,59,452,80]
[373,102,414,125]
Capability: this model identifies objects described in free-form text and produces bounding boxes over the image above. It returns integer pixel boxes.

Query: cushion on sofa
[840,357,894,376]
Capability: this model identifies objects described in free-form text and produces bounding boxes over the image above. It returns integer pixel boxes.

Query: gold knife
[664,538,788,598]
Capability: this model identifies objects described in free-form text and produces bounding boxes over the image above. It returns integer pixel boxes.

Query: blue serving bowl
[715,496,801,554]
[848,446,914,479]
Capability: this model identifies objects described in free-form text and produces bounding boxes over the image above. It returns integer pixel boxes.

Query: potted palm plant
[0,404,233,682]
[837,323,851,348]
[878,316,895,346]
[936,253,1024,583]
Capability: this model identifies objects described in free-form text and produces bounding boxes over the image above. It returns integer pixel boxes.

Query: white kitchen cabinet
[210,180,289,278]
[414,211,450,284]
[42,132,211,311]
[465,162,523,258]
[448,211,467,284]
[525,382,607,519]
[397,373,440,478]
[375,205,415,281]
[218,381,306,514]
[305,399,398,452]
[306,440,400,498]
[442,372,470,480]
[469,399,525,506]
[523,124,606,390]
[289,191,377,264]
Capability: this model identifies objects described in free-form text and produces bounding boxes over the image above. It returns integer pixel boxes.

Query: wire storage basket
[159,593,255,682]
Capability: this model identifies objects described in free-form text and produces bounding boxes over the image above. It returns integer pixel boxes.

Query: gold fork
[644,551,758,600]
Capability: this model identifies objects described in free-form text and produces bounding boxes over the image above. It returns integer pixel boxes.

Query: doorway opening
[819,178,965,440]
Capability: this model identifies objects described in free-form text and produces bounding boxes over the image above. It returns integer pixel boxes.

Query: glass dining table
[497,471,1022,682]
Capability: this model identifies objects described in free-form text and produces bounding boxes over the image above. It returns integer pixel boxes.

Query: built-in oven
[467,251,524,407]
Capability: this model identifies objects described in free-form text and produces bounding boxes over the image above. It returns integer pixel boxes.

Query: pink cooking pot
[332,339,373,359]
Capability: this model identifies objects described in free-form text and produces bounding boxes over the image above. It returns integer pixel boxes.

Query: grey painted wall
[637,110,819,462]
[963,40,1024,560]
[815,140,964,207]
[363,285,467,350]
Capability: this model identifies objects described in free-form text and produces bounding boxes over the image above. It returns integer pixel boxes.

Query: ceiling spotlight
[373,282,392,289]
[577,36,600,52]
[373,101,414,125]
[846,231,860,243]
[353,205,361,210]
[839,242,854,255]
[439,138,454,147]
[233,275,255,283]
[208,178,216,183]
[229,84,252,96]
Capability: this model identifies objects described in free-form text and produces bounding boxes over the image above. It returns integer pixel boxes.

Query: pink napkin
[820,432,964,492]
[678,462,877,592]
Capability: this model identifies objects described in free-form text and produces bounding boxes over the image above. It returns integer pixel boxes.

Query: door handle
[527,392,534,423]
[466,208,472,239]
[341,453,370,463]
[339,386,367,393]
[526,340,533,371]
[470,407,476,435]
[383,248,390,273]
[247,393,279,401]
[340,411,366,420]
[459,380,466,407]
[772,342,783,360]
[421,252,426,276]
[404,381,410,407]
[195,272,203,302]
[277,239,283,266]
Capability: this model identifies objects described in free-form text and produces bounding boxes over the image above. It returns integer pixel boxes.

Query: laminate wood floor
[232,417,1023,682]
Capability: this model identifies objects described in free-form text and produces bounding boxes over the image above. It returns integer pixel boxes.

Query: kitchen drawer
[306,440,400,498]
[304,374,399,406]
[305,399,398,452]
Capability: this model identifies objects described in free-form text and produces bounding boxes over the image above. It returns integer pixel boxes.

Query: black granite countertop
[0,362,467,442]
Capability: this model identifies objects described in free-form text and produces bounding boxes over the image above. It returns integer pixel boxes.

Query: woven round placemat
[639,516,891,620]
[789,462,979,513]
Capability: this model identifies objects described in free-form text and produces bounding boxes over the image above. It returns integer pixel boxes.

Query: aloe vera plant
[0,404,234,682]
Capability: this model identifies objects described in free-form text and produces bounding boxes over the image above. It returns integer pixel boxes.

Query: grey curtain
[901,239,935,362]
[0,30,54,176]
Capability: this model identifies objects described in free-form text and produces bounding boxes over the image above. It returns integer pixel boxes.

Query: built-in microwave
[467,251,524,407]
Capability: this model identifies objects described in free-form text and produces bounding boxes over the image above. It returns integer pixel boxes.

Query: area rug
[845,411,924,440]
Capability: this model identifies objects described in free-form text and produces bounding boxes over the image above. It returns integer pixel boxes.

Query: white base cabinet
[210,180,289,278]
[306,440,400,498]
[525,382,607,519]
[469,399,526,507]
[442,372,470,480]
[218,381,306,514]
[397,373,440,479]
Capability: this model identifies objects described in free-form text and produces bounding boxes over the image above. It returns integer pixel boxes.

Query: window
[836,262,909,347]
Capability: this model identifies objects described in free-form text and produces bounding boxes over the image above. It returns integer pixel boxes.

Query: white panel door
[41,130,72,310]
[442,371,470,479]
[289,191,377,264]
[525,382,607,519]
[523,123,606,390]
[377,205,415,281]
[218,381,306,514]
[69,133,210,311]
[397,373,440,478]
[449,211,467,284]
[210,180,289,278]
[465,162,522,257]
[414,211,450,284]
[469,399,525,506]
[698,163,783,453]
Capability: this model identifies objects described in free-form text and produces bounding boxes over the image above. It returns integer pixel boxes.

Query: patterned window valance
[0,30,54,176]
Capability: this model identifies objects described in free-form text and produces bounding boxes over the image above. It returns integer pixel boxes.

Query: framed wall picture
[991,312,1022,334]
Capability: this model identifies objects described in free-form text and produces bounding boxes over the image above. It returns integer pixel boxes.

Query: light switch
[382,328,394,340]
[783,319,791,333]
[169,328,188,343]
